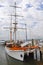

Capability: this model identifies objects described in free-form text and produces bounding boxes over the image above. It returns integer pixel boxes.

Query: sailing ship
[5,2,39,61]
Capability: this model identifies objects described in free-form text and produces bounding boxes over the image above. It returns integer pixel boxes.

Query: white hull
[5,46,24,61]
[5,46,36,61]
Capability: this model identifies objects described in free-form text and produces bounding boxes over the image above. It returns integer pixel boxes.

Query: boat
[5,2,39,61]
[5,41,39,61]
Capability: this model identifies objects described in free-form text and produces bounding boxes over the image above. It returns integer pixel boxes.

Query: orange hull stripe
[8,46,39,51]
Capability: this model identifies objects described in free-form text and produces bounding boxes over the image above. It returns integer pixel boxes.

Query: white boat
[5,41,39,61]
[5,2,39,61]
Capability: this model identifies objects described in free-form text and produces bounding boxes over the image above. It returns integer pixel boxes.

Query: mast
[10,15,12,43]
[4,2,27,43]
[25,24,27,41]
[10,2,23,42]
[3,14,13,43]
[17,23,27,41]
[14,2,16,42]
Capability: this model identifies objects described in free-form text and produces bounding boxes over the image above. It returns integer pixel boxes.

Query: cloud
[0,0,43,40]
[20,0,43,39]
[26,4,32,8]
[0,4,4,7]
[37,2,43,10]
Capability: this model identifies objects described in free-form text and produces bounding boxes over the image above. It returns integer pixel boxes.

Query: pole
[10,2,22,43]
[14,2,16,42]
[25,24,27,41]
[10,15,12,43]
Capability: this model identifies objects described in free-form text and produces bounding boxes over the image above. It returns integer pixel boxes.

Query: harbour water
[0,43,43,65]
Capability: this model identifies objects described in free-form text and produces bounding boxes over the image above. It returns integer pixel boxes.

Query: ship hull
[5,44,37,61]
[5,46,24,61]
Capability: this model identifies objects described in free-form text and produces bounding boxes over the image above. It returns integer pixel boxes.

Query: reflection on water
[0,44,43,65]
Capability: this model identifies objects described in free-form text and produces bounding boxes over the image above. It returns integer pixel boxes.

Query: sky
[0,0,43,40]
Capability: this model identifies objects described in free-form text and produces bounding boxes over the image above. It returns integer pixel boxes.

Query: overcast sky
[0,0,43,40]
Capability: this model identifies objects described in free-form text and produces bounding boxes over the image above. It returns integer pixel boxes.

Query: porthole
[20,54,23,57]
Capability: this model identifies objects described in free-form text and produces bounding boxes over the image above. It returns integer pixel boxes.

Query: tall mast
[3,2,28,43]
[25,24,27,41]
[17,23,27,41]
[14,2,16,42]
[10,2,23,42]
[3,14,13,43]
[10,15,12,43]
